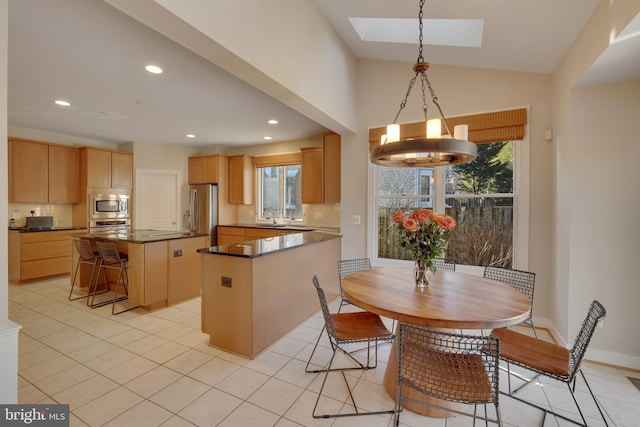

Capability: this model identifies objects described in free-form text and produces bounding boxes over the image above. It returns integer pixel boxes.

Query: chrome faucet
[263,208,279,225]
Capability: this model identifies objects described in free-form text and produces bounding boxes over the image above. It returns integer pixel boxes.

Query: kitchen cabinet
[217,226,246,245]
[49,145,80,203]
[217,226,300,245]
[82,147,133,189]
[188,155,220,184]
[201,232,341,358]
[8,230,80,283]
[228,155,254,205]
[301,132,341,204]
[8,139,80,203]
[75,234,208,309]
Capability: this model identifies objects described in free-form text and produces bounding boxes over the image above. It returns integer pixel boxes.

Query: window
[257,165,303,220]
[371,139,528,270]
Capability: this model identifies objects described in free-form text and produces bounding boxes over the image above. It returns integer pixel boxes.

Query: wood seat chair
[394,323,502,426]
[305,275,395,419]
[490,300,608,426]
[484,266,537,336]
[69,239,102,301]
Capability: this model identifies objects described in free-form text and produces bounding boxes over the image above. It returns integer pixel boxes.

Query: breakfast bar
[198,231,342,359]
[71,230,209,310]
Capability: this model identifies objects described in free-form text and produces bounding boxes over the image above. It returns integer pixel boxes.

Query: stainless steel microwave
[89,194,129,219]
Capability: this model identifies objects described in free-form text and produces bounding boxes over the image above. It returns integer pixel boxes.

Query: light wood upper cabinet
[82,148,132,189]
[188,155,219,184]
[9,139,49,203]
[111,152,133,189]
[9,139,80,203]
[301,132,341,204]
[49,145,80,203]
[228,155,254,205]
[300,147,323,204]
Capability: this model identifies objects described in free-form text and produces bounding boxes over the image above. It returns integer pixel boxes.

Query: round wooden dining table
[341,266,531,418]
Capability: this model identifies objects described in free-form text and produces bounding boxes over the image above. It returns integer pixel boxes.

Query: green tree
[452,142,512,194]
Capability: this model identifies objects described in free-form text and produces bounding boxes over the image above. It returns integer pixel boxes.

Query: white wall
[568,80,640,362]
[106,0,358,136]
[1,0,21,404]
[552,0,640,367]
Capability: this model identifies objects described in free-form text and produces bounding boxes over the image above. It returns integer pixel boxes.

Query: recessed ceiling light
[264,136,272,140]
[186,134,196,138]
[268,119,278,124]
[54,100,71,107]
[145,65,163,74]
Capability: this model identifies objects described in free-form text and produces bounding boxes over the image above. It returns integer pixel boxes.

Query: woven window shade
[254,152,302,168]
[368,108,527,151]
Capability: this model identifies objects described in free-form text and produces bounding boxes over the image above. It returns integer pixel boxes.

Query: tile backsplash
[8,203,73,228]
[237,203,340,229]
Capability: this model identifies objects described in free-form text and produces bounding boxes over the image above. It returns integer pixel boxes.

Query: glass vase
[414,259,431,288]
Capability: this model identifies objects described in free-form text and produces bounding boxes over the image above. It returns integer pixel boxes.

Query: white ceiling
[7,0,639,147]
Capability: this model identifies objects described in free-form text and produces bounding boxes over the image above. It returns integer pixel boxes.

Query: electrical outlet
[314,212,322,219]
[352,215,361,225]
[221,276,232,288]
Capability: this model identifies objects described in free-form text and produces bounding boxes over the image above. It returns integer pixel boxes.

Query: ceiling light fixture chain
[369,0,478,167]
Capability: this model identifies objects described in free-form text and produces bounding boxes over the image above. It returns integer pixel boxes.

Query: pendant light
[370,0,477,167]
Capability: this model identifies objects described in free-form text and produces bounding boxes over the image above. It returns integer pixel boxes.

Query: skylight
[349,17,483,48]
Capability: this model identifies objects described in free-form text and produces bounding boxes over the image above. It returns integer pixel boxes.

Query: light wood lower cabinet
[78,235,209,310]
[9,230,81,282]
[217,226,280,245]
[201,236,341,359]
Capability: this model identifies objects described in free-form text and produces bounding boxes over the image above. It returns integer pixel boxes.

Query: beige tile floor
[9,275,640,426]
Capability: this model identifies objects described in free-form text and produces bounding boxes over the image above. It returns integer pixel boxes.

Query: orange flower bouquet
[392,208,457,286]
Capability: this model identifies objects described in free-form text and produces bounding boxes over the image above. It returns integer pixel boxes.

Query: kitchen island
[198,231,341,359]
[71,230,209,310]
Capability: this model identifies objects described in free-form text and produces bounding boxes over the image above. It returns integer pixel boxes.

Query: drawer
[217,235,246,245]
[21,240,71,261]
[21,257,70,280]
[218,227,245,237]
[21,230,73,243]
[244,228,278,238]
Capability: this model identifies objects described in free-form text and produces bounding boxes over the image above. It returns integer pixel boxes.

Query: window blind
[368,107,527,151]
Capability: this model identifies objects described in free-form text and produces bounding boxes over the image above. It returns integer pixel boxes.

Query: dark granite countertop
[9,226,87,232]
[198,230,342,258]
[226,223,341,233]
[70,229,208,244]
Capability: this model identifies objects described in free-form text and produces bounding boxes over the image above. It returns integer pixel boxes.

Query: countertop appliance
[90,193,129,220]
[189,184,218,246]
[26,216,54,230]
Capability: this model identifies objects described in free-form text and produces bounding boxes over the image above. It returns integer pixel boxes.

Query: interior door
[136,170,180,230]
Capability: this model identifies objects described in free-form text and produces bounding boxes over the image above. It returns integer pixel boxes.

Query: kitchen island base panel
[201,237,340,359]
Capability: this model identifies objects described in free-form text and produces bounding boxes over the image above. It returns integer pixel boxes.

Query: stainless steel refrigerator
[189,184,218,246]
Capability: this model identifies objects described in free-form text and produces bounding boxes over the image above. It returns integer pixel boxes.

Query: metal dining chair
[90,241,138,315]
[484,266,537,336]
[305,275,395,419]
[394,324,502,426]
[490,300,608,426]
[432,257,456,271]
[336,257,371,312]
[69,239,102,301]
